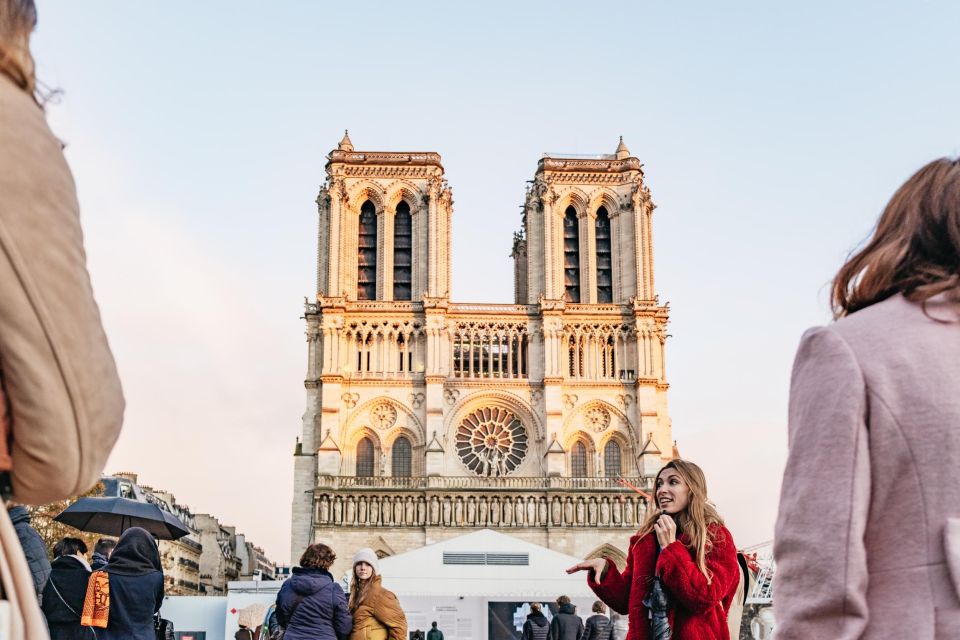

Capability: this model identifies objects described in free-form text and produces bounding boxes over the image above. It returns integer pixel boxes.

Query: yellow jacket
[350,576,407,640]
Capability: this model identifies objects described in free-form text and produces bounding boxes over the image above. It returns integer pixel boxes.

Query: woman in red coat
[568,460,739,640]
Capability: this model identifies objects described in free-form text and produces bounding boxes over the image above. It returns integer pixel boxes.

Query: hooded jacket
[349,575,407,640]
[41,555,93,640]
[522,611,550,640]
[549,603,583,640]
[588,525,739,640]
[275,566,352,640]
[97,527,165,640]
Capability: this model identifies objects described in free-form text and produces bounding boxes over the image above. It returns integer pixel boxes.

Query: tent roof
[373,529,598,598]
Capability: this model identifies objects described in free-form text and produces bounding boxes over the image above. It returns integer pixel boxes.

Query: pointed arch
[357,199,378,300]
[356,436,376,477]
[563,205,581,303]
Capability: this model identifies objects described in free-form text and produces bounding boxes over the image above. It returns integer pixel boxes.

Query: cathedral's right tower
[512,137,672,477]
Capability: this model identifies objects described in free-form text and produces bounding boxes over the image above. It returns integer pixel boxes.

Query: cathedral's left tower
[291,133,453,560]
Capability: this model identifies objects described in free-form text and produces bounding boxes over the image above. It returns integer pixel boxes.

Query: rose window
[455,407,528,477]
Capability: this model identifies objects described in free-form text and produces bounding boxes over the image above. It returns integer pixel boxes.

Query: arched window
[604,440,622,478]
[356,437,375,477]
[571,440,588,477]
[563,206,580,303]
[393,201,412,300]
[595,206,612,303]
[391,436,412,477]
[357,200,377,300]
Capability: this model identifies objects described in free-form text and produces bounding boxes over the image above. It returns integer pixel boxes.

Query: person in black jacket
[97,527,165,640]
[522,603,550,640]
[41,537,94,640]
[7,504,51,601]
[548,596,583,640]
[90,538,115,571]
[582,601,610,640]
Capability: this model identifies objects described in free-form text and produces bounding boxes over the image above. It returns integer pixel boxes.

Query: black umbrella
[54,497,190,540]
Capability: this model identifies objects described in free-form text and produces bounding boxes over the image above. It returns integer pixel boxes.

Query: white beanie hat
[352,548,379,574]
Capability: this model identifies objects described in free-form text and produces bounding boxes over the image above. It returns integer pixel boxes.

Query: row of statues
[316,492,648,528]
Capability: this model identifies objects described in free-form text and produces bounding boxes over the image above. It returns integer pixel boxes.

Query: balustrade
[315,487,648,529]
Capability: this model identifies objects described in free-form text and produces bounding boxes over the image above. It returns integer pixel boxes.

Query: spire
[338,129,354,152]
[615,135,631,160]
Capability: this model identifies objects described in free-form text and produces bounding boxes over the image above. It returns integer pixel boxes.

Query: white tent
[376,529,596,599]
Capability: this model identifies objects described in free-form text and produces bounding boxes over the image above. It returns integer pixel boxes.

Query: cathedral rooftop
[537,137,642,174]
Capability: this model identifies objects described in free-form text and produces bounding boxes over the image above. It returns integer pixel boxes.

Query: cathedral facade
[291,133,675,577]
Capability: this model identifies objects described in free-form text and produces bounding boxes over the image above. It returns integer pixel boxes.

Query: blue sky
[32,1,960,562]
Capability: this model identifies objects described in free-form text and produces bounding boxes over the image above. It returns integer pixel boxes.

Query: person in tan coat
[348,549,407,640]
[1,2,124,639]
[774,157,960,638]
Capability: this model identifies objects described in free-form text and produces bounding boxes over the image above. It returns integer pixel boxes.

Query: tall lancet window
[563,206,581,302]
[571,441,588,477]
[391,436,412,477]
[595,206,612,303]
[604,440,622,477]
[393,201,412,300]
[357,200,378,300]
[357,437,375,477]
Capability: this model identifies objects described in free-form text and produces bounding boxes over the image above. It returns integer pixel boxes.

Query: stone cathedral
[291,133,676,577]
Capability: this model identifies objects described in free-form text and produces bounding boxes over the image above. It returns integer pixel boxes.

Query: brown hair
[637,459,724,583]
[0,0,37,94]
[348,561,378,613]
[299,543,336,570]
[592,600,606,614]
[832,158,960,317]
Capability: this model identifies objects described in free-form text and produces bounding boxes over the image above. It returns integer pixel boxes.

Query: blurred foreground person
[275,542,352,640]
[568,459,739,639]
[775,158,960,638]
[41,538,93,639]
[1,1,124,638]
[349,548,406,640]
[81,527,164,640]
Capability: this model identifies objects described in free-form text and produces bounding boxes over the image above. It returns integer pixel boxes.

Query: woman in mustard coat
[348,548,407,640]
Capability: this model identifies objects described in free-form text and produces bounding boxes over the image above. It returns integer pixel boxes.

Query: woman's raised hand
[566,557,607,577]
[654,514,677,548]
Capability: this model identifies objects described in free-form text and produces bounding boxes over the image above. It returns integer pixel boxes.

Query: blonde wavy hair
[637,459,724,582]
[0,0,36,96]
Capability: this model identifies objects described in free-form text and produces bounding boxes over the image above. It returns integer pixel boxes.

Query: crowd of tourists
[3,0,960,639]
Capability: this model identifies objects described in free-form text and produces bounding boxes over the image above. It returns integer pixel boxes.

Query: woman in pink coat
[774,158,960,638]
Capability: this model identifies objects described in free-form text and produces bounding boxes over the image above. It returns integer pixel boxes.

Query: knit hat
[352,548,379,574]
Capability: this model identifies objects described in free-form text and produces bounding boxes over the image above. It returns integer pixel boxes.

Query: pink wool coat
[774,293,960,638]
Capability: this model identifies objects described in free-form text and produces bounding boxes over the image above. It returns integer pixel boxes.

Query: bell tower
[315,131,453,303]
[515,137,656,305]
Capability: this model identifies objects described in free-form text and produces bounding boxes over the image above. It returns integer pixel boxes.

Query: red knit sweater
[588,524,739,640]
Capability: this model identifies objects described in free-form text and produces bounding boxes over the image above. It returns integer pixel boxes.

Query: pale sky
[31,1,960,563]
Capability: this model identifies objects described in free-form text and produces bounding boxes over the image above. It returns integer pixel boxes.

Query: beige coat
[0,74,124,503]
[774,293,960,638]
[1,72,124,639]
[350,576,407,640]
